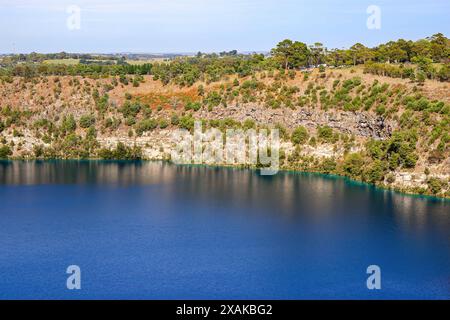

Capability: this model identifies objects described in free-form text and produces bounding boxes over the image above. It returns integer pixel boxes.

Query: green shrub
[317,125,337,143]
[98,142,142,160]
[79,114,96,128]
[0,145,12,158]
[179,114,195,131]
[291,126,309,145]
[159,118,169,129]
[320,158,337,174]
[243,119,256,130]
[171,113,179,126]
[363,160,386,183]
[120,101,141,118]
[375,104,386,115]
[135,118,158,136]
[343,152,364,178]
[427,177,443,195]
[185,101,201,111]
[125,116,136,126]
[61,114,77,134]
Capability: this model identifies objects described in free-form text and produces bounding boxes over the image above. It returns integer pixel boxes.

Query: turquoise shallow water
[0,160,448,299]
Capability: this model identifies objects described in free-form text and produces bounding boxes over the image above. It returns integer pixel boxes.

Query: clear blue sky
[0,0,449,53]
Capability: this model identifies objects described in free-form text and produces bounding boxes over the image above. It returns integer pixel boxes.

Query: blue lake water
[0,160,448,299]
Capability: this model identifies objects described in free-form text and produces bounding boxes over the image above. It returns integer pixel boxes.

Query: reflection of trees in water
[0,161,175,185]
[1,161,448,235]
[391,193,449,236]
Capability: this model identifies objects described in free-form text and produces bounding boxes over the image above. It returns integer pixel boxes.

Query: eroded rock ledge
[198,103,394,139]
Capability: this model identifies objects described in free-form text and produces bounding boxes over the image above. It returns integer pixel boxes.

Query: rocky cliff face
[198,103,394,139]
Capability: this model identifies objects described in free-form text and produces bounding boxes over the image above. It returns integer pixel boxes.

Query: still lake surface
[0,160,448,299]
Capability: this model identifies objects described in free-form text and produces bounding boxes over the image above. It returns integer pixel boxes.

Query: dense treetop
[1,33,448,83]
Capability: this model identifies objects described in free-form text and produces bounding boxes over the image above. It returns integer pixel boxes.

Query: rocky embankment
[197,103,394,139]
[1,73,448,198]
[84,103,446,195]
